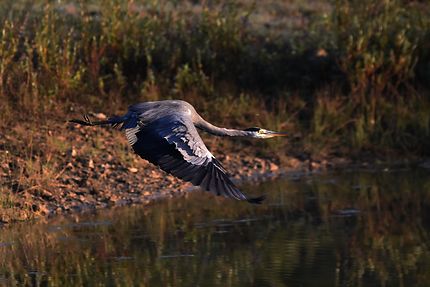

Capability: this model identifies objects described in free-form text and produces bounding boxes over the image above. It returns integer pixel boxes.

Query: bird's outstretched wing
[127,115,263,203]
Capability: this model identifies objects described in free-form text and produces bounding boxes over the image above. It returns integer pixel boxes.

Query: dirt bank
[2,117,425,226]
[2,118,341,225]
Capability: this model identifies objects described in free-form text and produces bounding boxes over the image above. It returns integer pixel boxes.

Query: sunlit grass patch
[0,0,429,158]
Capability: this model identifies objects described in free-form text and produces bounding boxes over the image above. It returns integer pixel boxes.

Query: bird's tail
[69,113,134,129]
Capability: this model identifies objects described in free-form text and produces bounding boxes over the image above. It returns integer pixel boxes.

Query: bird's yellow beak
[261,129,288,138]
[270,132,288,137]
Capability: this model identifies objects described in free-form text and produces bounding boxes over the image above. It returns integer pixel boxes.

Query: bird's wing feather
[127,115,251,201]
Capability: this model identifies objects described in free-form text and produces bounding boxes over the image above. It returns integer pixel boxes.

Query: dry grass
[0,0,427,153]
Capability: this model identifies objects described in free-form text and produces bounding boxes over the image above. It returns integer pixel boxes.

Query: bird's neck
[195,117,252,137]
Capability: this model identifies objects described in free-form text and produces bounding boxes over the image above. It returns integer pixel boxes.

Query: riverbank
[2,115,429,225]
[1,0,429,224]
[0,115,353,225]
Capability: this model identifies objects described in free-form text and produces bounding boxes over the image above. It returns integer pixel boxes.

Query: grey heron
[70,100,287,204]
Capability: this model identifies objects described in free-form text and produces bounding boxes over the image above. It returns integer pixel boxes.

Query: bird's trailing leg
[69,114,112,126]
[84,114,92,125]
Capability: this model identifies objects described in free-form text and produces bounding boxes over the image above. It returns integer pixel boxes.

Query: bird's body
[71,100,287,203]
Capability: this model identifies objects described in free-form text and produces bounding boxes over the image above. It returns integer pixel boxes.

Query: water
[1,169,430,286]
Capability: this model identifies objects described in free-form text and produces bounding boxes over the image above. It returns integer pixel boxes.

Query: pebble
[71,148,77,157]
[94,113,107,120]
[269,163,279,172]
[128,167,138,173]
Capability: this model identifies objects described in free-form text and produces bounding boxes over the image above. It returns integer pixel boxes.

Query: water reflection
[1,169,430,286]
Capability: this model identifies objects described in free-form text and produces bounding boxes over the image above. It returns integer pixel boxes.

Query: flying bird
[70,100,287,203]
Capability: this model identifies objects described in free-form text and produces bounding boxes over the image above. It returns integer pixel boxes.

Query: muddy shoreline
[1,121,426,226]
[0,151,312,225]
[0,121,306,224]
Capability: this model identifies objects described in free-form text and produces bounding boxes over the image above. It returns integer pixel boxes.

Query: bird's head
[243,127,287,138]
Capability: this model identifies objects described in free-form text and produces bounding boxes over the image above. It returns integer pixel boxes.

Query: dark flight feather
[129,116,262,203]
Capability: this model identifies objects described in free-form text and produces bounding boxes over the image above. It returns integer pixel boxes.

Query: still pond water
[1,169,430,286]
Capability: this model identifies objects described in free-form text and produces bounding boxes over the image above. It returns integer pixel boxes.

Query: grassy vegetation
[0,0,429,155]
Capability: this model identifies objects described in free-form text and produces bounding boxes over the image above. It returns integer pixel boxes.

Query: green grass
[0,0,429,157]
